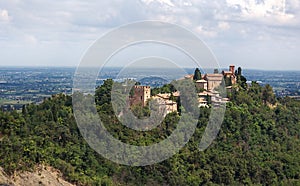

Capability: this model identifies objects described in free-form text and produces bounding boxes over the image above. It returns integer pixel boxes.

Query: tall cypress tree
[236,67,247,89]
[193,68,202,81]
[238,67,242,76]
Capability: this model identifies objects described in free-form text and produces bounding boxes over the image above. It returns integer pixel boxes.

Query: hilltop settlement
[129,65,244,115]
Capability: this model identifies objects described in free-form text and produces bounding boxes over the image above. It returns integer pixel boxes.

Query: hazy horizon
[1,65,300,72]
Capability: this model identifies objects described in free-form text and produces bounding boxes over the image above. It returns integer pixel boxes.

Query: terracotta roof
[206,73,223,76]
[196,79,207,83]
[223,71,232,74]
[205,74,223,81]
[156,93,171,99]
[198,91,214,96]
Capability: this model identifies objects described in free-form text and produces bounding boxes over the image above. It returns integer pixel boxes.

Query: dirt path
[0,165,75,186]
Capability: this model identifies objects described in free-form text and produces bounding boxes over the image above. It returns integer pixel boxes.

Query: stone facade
[204,74,224,91]
[130,86,178,114]
[130,85,151,107]
[196,79,208,90]
[222,65,236,85]
[152,93,178,114]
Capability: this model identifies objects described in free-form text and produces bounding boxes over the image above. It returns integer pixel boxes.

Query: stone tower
[131,85,151,107]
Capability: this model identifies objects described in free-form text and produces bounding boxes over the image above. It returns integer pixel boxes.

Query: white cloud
[0,0,299,69]
[24,34,38,45]
[226,0,295,25]
[141,0,175,7]
[195,26,217,38]
[218,22,230,30]
[0,9,11,22]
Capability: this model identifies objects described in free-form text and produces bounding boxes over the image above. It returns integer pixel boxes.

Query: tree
[22,105,28,115]
[224,76,232,87]
[238,67,242,76]
[193,68,202,81]
[95,79,113,105]
[262,84,276,104]
[1,78,300,186]
[236,67,247,89]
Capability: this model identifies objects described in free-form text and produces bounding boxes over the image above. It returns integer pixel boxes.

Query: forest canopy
[0,79,299,185]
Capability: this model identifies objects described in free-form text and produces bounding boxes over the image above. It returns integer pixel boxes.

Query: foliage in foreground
[0,79,299,185]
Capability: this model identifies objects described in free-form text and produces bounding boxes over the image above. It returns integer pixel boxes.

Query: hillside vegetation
[0,79,299,185]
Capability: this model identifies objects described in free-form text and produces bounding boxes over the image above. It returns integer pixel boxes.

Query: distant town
[0,66,299,111]
[129,65,239,115]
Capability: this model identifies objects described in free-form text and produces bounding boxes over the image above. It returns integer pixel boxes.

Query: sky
[0,0,300,70]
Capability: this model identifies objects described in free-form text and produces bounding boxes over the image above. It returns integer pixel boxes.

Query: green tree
[238,67,242,76]
[22,105,28,115]
[193,68,202,81]
[262,84,276,105]
[224,76,232,87]
[236,67,247,89]
[1,78,300,186]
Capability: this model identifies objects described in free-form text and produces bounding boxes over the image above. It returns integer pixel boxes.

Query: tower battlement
[134,85,150,89]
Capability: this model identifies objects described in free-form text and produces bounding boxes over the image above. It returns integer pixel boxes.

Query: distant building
[196,79,208,90]
[194,65,238,107]
[198,90,229,107]
[152,93,178,114]
[130,65,237,111]
[130,86,178,115]
[198,97,208,107]
[222,65,236,85]
[130,85,151,107]
[154,92,180,99]
[204,74,223,91]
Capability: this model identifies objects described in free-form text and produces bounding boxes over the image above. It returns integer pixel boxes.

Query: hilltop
[0,73,299,185]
